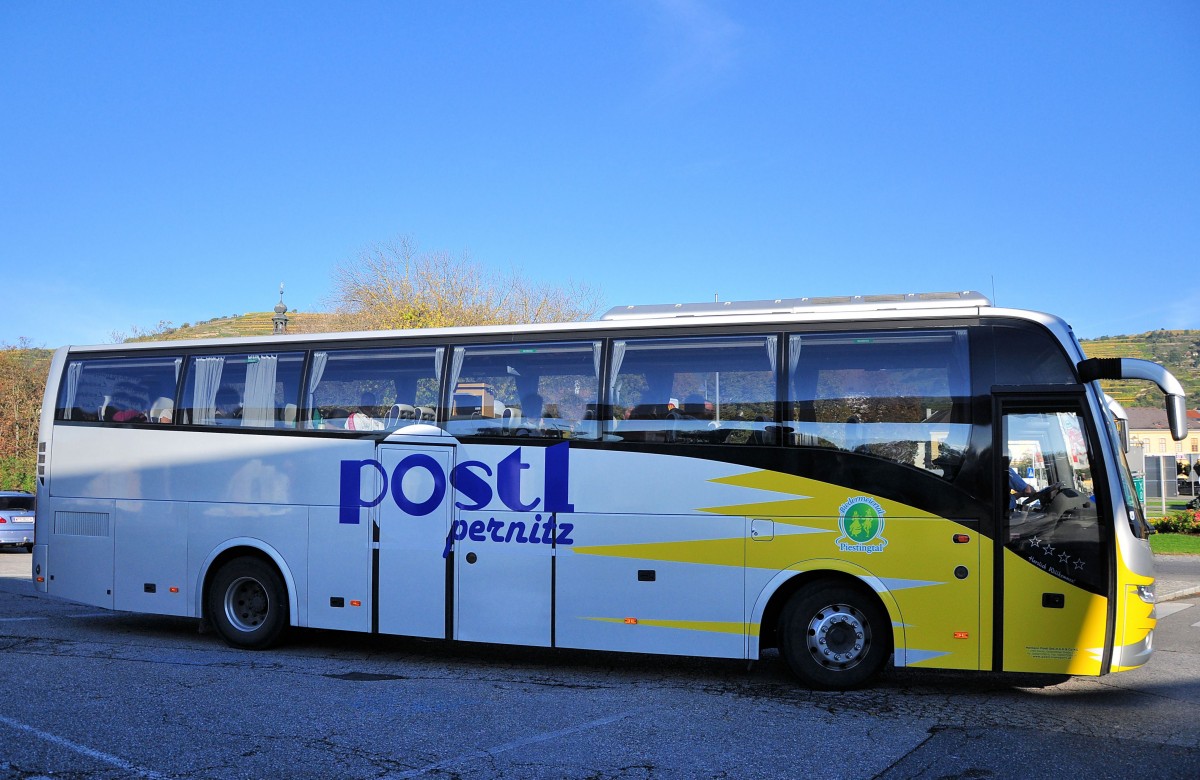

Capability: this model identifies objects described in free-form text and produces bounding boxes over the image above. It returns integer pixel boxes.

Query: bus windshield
[1103,412,1152,539]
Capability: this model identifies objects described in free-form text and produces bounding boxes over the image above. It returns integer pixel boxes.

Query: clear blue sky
[2,1,1196,348]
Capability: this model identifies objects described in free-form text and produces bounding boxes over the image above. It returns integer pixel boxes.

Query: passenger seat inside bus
[383,403,416,427]
[149,396,174,424]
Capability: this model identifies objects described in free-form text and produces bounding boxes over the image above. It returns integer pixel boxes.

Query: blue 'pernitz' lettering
[440,514,575,558]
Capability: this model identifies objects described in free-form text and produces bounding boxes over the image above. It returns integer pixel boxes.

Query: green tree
[0,340,51,491]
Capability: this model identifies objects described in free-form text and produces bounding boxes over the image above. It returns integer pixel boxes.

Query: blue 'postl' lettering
[339,442,573,524]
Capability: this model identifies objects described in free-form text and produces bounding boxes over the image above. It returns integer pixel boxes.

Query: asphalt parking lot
[0,549,1197,779]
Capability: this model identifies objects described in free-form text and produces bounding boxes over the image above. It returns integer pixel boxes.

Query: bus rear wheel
[207,557,287,650]
[780,583,889,690]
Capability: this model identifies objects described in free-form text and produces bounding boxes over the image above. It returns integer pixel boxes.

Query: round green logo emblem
[836,496,888,553]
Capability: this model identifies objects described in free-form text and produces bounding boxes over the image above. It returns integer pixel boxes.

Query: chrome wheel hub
[806,603,871,670]
[224,576,270,633]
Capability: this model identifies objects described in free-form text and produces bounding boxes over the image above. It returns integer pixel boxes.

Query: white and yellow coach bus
[32,291,1184,689]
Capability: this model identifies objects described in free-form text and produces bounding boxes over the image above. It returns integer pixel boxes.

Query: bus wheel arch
[757,568,900,690]
[200,544,295,650]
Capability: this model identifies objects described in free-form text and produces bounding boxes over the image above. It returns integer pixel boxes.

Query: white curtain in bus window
[445,341,601,439]
[189,356,226,425]
[788,330,971,477]
[242,355,278,427]
[182,352,304,428]
[55,356,182,424]
[609,335,777,445]
[60,362,83,419]
[304,346,443,431]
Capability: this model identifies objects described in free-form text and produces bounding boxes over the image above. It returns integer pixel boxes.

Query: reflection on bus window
[446,341,601,440]
[788,330,971,477]
[304,347,442,432]
[1003,409,1103,594]
[609,335,777,445]
[55,356,183,424]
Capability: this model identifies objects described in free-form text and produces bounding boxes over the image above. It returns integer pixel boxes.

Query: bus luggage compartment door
[376,445,455,639]
[44,498,115,610]
[453,509,553,647]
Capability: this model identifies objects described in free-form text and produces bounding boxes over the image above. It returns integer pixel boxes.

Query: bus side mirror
[1079,357,1187,442]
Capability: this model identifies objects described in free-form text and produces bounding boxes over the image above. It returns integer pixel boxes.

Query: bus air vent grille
[54,511,111,537]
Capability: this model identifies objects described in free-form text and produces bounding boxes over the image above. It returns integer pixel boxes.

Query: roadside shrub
[1149,509,1200,534]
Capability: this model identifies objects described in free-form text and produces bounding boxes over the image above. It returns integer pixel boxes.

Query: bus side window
[55,356,182,425]
[445,341,601,440]
[303,346,442,432]
[609,335,777,445]
[787,330,972,477]
[180,353,304,429]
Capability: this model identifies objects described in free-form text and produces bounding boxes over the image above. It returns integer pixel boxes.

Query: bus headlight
[1136,584,1156,604]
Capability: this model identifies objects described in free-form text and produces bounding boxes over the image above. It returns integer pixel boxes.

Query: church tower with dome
[272,284,289,335]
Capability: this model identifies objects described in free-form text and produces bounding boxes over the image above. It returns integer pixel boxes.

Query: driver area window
[1002,407,1104,594]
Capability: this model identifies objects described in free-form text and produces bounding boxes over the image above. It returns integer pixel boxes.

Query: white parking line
[385,709,642,779]
[0,714,166,779]
[1156,602,1195,619]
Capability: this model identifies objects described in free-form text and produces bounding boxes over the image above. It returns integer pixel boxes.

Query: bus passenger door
[376,444,455,639]
[997,398,1111,675]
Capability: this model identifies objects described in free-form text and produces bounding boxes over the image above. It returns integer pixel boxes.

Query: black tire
[23,543,33,554]
[779,582,890,690]
[206,557,288,650]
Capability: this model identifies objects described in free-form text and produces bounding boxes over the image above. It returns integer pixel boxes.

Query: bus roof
[600,291,991,321]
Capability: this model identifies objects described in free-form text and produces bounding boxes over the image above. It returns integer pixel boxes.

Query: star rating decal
[1016,536,1087,574]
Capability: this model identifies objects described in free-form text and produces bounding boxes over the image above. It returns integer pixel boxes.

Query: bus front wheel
[780,583,889,690]
[207,557,288,650]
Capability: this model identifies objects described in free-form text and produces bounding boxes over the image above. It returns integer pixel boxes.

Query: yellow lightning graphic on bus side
[571,466,980,669]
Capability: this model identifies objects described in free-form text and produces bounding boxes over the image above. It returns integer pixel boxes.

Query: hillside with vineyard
[125,311,338,341]
[1081,330,1200,407]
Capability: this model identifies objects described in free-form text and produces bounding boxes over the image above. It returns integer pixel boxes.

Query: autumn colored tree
[317,237,603,332]
[0,340,51,491]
